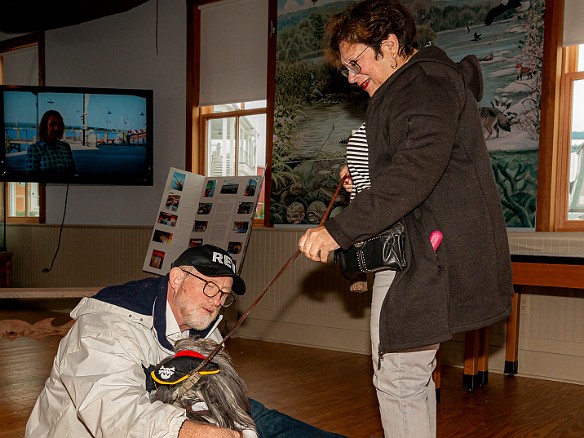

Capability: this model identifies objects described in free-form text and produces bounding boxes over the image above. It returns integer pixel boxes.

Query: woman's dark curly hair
[325,0,417,68]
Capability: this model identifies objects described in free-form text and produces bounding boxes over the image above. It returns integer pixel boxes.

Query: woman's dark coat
[325,46,514,353]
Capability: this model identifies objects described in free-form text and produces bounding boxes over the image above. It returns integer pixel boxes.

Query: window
[7,182,40,217]
[531,0,584,231]
[201,101,267,219]
[556,44,584,227]
[0,32,45,223]
[540,0,584,231]
[188,0,272,224]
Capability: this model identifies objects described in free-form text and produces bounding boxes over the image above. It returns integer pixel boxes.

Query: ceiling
[0,0,150,33]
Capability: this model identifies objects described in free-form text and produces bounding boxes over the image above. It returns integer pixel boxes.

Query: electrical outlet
[520,295,530,315]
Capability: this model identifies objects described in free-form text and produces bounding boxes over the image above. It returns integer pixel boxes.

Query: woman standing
[297,1,513,436]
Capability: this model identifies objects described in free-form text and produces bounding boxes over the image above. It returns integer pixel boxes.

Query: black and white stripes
[346,122,371,199]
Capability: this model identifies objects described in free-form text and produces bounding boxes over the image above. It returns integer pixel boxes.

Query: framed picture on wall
[271,0,544,228]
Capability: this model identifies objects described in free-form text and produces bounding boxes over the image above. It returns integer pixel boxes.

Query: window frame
[199,104,267,177]
[0,32,46,224]
[187,0,275,227]
[200,104,267,223]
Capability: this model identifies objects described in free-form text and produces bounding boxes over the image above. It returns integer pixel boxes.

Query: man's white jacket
[25,275,223,438]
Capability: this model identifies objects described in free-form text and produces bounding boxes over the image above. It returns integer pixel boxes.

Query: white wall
[4,0,188,225]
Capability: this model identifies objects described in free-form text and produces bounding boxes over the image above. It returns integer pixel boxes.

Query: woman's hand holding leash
[297,175,346,263]
[298,226,340,262]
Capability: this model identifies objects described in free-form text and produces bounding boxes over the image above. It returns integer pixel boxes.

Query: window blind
[1,46,38,85]
[199,0,268,106]
[563,0,584,47]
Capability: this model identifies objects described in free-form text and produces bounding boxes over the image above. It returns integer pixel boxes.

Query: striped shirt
[346,122,371,200]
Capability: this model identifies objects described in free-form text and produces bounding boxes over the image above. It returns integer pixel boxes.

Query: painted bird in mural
[485,0,531,26]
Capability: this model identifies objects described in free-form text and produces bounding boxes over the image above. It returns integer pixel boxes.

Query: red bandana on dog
[151,350,220,386]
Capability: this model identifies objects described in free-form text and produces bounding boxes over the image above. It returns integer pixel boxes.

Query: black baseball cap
[172,244,246,295]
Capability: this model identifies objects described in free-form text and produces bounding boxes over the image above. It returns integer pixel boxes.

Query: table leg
[504,288,521,375]
[432,346,441,403]
[463,329,480,390]
[478,326,489,385]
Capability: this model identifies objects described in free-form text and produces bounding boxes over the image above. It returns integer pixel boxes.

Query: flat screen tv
[0,85,153,185]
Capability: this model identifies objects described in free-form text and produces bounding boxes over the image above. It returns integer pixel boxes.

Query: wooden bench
[0,287,100,339]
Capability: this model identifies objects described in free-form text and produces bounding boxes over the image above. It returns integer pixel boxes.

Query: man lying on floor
[26,244,344,438]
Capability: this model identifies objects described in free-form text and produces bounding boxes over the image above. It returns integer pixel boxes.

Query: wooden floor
[2,335,584,438]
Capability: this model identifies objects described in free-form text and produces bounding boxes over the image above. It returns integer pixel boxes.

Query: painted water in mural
[271,0,544,227]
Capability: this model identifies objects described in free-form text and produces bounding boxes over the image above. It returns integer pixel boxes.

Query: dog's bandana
[151,350,220,386]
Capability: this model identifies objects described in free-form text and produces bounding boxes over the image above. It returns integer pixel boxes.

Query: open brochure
[144,167,262,275]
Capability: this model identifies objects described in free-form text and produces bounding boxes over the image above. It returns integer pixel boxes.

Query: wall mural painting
[271,0,544,228]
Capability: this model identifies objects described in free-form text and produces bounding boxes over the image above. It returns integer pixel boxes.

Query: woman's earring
[390,56,397,69]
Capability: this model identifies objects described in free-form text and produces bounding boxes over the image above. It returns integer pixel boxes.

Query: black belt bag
[334,222,407,279]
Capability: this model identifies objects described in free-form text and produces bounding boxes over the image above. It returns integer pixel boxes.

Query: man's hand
[298,226,340,263]
[179,420,241,437]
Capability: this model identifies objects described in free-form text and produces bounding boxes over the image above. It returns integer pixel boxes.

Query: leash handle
[193,175,348,372]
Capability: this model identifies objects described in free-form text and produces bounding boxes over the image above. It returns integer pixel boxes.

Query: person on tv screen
[25,109,76,174]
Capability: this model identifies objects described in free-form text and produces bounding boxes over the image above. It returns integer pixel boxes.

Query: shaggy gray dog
[150,337,256,434]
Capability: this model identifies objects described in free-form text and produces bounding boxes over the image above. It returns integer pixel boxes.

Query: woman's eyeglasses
[180,269,236,307]
[340,46,370,77]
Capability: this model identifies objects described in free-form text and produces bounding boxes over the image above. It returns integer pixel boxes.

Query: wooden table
[504,255,584,374]
[461,255,584,390]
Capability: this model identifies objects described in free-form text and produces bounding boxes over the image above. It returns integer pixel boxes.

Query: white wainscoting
[6,224,584,384]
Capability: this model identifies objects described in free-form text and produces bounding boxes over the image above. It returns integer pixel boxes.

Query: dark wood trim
[511,254,584,264]
[0,32,44,53]
[186,1,199,173]
[38,183,46,223]
[536,0,564,231]
[512,260,584,288]
[263,0,276,227]
[202,108,267,120]
[37,32,45,86]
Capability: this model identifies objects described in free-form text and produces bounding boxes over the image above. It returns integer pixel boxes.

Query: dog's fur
[151,338,256,433]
